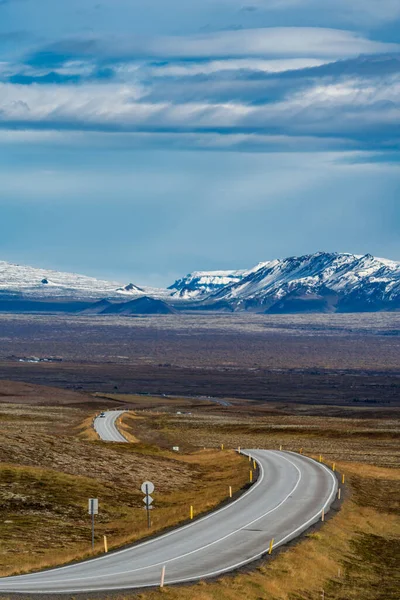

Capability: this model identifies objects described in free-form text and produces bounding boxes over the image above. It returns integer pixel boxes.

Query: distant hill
[85,297,176,315]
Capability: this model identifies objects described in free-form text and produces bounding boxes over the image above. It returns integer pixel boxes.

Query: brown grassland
[0,387,250,579]
[0,379,399,600]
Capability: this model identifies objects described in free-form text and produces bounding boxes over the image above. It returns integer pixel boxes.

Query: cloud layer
[0,27,399,152]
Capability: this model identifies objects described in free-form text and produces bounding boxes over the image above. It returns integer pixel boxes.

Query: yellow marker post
[319,455,323,463]
[248,455,251,462]
[229,486,232,498]
[103,535,108,553]
[279,445,282,451]
[268,539,274,555]
[253,460,256,470]
[299,448,303,455]
[338,488,341,500]
[321,508,325,522]
[342,473,345,484]
[249,470,253,483]
[238,446,241,454]
[190,505,194,520]
[332,462,336,472]
[221,444,224,451]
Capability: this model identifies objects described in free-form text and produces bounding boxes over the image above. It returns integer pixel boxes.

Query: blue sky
[0,0,399,286]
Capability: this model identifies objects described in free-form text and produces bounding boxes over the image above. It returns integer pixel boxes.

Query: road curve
[0,451,337,595]
[93,410,128,442]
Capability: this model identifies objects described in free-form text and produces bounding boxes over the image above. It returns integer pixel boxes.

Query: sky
[0,0,399,287]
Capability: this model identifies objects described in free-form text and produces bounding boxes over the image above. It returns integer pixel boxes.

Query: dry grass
[0,401,249,577]
[118,412,140,443]
[144,411,400,468]
[102,462,400,600]
[77,413,100,441]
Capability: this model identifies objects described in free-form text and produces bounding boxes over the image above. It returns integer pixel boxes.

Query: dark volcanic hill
[97,296,176,315]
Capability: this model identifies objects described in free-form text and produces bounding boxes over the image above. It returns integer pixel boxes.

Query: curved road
[0,450,337,595]
[93,410,128,442]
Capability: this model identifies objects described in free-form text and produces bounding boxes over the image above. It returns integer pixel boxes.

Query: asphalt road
[93,410,128,442]
[0,450,337,595]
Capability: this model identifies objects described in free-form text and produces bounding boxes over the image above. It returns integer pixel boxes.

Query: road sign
[88,498,98,515]
[142,481,155,528]
[141,481,154,494]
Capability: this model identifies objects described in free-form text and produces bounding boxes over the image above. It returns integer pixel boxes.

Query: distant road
[94,410,128,442]
[0,450,337,595]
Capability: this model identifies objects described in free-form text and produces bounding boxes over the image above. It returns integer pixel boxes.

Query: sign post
[141,481,154,529]
[88,498,98,550]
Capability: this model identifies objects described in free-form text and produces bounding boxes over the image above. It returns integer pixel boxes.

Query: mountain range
[0,252,399,314]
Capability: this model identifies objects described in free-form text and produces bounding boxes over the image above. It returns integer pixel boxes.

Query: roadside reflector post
[319,455,323,463]
[332,462,336,472]
[338,488,341,500]
[253,460,256,470]
[268,539,274,554]
[160,565,166,588]
[299,448,303,455]
[248,455,251,462]
[190,505,194,520]
[229,486,232,498]
[221,444,224,451]
[249,470,253,483]
[321,508,325,522]
[279,445,282,451]
[342,473,345,484]
[238,446,241,454]
[103,535,108,553]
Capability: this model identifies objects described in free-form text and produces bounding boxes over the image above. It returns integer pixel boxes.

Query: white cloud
[148,58,329,77]
[0,129,355,153]
[47,27,399,61]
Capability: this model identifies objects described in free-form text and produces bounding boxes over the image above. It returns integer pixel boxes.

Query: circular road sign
[141,481,155,495]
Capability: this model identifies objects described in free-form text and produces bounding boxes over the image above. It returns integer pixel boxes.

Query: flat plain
[0,313,399,406]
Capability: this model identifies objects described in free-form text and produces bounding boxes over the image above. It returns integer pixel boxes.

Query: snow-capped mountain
[169,270,245,299]
[0,261,157,300]
[0,252,399,313]
[208,252,400,313]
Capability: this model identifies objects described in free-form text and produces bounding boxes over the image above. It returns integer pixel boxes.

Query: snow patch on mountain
[169,270,246,298]
[0,261,153,299]
[210,252,400,312]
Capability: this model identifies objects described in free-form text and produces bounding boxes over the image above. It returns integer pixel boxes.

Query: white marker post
[160,565,166,588]
[88,498,98,550]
